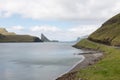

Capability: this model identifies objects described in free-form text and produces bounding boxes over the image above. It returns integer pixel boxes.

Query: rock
[41,33,50,42]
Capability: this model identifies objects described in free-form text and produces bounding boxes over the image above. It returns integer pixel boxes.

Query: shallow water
[0,42,83,80]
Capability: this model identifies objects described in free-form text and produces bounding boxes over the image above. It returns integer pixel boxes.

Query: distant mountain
[88,13,120,46]
[76,37,81,42]
[75,35,88,42]
[0,28,42,42]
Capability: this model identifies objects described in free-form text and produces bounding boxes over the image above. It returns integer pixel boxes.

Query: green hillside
[0,28,42,42]
[0,34,42,42]
[73,13,120,80]
[74,39,120,80]
[88,13,120,46]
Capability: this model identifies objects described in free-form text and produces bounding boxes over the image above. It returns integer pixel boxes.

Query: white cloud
[7,26,24,31]
[3,24,100,41]
[28,25,100,41]
[0,0,119,41]
[6,26,25,34]
[67,25,100,40]
[0,0,120,20]
[30,25,61,32]
[68,25,99,36]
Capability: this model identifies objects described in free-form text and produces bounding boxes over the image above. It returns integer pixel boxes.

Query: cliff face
[0,28,42,42]
[41,34,50,42]
[88,13,120,46]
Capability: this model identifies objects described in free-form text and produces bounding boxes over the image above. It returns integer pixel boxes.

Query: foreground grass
[74,39,120,80]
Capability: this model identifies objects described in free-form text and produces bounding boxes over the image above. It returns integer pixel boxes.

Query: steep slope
[41,33,50,42]
[88,13,120,46]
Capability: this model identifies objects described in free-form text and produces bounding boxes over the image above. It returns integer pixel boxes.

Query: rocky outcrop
[41,33,59,42]
[41,33,50,42]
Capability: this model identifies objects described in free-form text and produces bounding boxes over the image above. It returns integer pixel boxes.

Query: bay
[0,42,84,80]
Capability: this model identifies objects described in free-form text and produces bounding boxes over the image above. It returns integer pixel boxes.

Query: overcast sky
[0,0,120,41]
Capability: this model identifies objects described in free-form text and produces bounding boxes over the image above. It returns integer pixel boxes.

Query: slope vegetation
[0,28,42,42]
[72,13,120,80]
[88,13,120,46]
[74,39,120,80]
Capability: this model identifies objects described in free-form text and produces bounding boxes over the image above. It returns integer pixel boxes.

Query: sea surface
[0,42,84,80]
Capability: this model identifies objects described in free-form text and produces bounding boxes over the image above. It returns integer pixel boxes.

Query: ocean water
[0,42,84,80]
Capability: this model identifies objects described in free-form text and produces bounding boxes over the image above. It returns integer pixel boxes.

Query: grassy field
[74,39,120,80]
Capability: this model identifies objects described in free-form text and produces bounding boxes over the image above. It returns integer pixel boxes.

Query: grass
[89,13,120,46]
[74,39,120,80]
[0,28,42,42]
[0,35,42,42]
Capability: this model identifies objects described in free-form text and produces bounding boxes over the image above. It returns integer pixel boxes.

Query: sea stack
[41,33,50,42]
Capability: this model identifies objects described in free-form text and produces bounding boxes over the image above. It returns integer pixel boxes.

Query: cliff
[41,33,50,42]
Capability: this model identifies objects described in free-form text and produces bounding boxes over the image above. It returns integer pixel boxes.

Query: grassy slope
[89,13,120,46]
[74,39,120,80]
[0,35,41,42]
[0,28,42,42]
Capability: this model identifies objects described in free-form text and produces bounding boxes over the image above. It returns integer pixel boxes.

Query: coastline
[56,50,103,80]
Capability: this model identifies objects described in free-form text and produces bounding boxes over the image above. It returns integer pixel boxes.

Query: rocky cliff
[41,33,50,42]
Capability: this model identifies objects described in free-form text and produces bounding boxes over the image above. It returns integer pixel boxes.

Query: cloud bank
[0,0,120,41]
[5,25,99,41]
[0,0,120,20]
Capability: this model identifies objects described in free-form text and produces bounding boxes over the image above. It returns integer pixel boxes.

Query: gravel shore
[56,50,103,80]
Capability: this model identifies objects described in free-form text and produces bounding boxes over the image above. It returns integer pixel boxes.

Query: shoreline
[56,50,103,80]
[56,55,85,79]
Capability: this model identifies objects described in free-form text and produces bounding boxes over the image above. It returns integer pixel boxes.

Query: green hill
[88,13,120,46]
[0,28,42,42]
[0,34,42,42]
[72,13,120,80]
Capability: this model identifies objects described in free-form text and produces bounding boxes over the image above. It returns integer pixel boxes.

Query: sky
[0,0,120,41]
